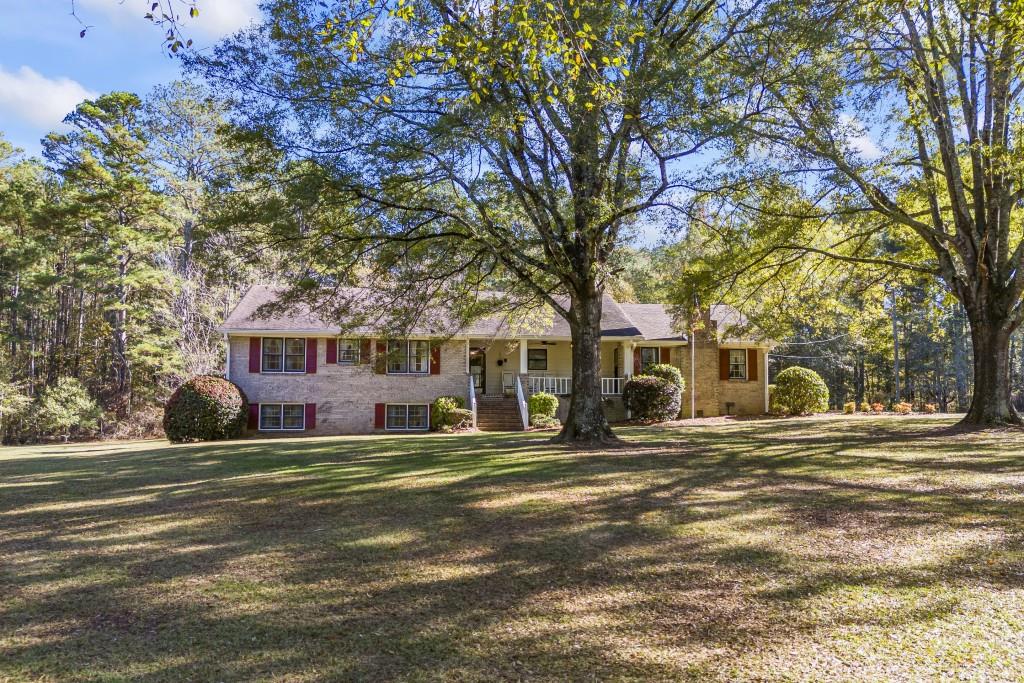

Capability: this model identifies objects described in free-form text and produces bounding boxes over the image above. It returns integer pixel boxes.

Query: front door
[469,348,486,394]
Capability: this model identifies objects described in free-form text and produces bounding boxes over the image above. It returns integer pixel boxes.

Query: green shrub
[771,367,829,416]
[767,384,785,415]
[430,395,467,431]
[530,414,561,429]
[859,401,871,412]
[843,401,856,414]
[38,377,103,442]
[528,391,559,418]
[435,407,473,432]
[623,375,681,422]
[163,375,248,443]
[643,363,684,389]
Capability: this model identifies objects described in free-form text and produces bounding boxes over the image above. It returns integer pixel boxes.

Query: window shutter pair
[247,337,317,373]
[718,349,759,382]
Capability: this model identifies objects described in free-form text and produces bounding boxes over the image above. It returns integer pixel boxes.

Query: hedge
[623,375,681,422]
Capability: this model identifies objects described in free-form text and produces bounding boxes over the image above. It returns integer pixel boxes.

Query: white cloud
[78,0,260,39]
[0,65,97,128]
[839,114,882,161]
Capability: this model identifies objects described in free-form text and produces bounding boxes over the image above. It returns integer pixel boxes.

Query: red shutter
[660,347,671,364]
[430,345,441,374]
[248,403,259,430]
[249,337,260,373]
[374,403,385,428]
[326,338,337,364]
[375,341,387,374]
[304,403,316,430]
[633,348,641,375]
[747,349,758,382]
[306,338,317,374]
[360,339,371,364]
[719,349,730,381]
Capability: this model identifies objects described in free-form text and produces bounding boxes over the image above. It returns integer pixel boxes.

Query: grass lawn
[2,416,1024,682]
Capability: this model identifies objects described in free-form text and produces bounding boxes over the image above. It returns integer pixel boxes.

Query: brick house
[220,286,773,434]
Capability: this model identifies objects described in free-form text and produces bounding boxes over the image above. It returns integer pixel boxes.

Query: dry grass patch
[1,417,1023,681]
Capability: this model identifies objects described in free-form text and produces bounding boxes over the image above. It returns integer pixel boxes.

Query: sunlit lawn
[2,416,1024,681]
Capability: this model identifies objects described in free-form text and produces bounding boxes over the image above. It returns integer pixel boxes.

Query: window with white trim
[728,349,747,380]
[527,348,548,371]
[338,338,359,364]
[639,346,659,370]
[387,340,429,374]
[259,403,305,430]
[385,404,429,430]
[262,337,306,373]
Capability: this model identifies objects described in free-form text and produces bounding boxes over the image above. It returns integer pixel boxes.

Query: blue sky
[0,0,260,157]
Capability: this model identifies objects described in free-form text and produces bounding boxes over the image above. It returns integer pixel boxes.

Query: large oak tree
[194,0,762,443]
[742,0,1024,425]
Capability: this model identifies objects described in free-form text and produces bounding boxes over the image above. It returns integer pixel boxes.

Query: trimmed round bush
[771,366,829,416]
[431,395,466,431]
[530,414,561,429]
[623,375,681,422]
[528,391,559,418]
[859,401,871,413]
[843,401,855,414]
[163,375,248,443]
[643,363,684,389]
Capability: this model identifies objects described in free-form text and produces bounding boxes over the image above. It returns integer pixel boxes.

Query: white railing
[468,374,477,428]
[601,377,624,395]
[514,375,529,430]
[528,376,573,395]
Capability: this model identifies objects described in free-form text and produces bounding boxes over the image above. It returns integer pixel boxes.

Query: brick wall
[229,336,469,435]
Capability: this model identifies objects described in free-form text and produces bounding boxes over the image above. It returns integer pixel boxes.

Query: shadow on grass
[2,416,1023,681]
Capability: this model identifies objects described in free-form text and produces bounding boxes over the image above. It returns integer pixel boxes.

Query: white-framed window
[527,348,548,371]
[387,340,430,374]
[338,338,359,364]
[385,403,429,430]
[728,349,747,380]
[262,337,306,373]
[640,347,659,370]
[258,403,305,431]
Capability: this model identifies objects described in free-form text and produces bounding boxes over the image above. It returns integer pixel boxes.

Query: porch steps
[475,396,524,432]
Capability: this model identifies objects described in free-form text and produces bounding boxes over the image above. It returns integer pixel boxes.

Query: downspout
[690,325,696,420]
[224,333,230,380]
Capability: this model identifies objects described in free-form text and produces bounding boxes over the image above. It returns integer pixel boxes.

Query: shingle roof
[219,285,761,343]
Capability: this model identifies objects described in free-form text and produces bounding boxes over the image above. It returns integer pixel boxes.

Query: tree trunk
[552,288,616,445]
[962,309,1020,426]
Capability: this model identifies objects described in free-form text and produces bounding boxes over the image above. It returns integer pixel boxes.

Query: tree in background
[193,0,764,443]
[739,0,1024,425]
[44,93,177,416]
[37,376,103,442]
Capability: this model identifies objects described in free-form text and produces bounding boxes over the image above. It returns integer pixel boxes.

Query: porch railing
[468,374,477,428]
[514,375,529,430]
[528,376,572,395]
[526,375,625,396]
[601,377,624,395]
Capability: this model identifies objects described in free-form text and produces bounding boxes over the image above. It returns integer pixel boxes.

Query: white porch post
[763,348,770,413]
[465,338,470,374]
[519,337,528,376]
